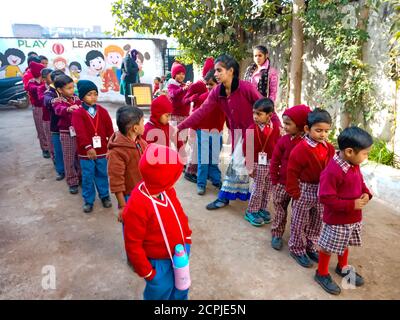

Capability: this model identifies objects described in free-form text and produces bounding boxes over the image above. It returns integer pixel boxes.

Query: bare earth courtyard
[0,104,399,300]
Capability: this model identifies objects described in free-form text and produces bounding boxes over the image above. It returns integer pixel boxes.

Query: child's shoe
[271,237,283,250]
[101,196,112,208]
[197,186,206,195]
[206,198,229,210]
[314,271,341,295]
[307,250,319,263]
[56,173,65,181]
[244,210,264,227]
[42,150,51,159]
[69,185,79,194]
[83,203,93,213]
[184,173,197,184]
[212,182,222,189]
[335,264,364,287]
[290,252,313,268]
[258,209,271,224]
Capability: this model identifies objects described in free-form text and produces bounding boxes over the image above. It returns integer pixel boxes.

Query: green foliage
[369,139,399,167]
[385,0,400,82]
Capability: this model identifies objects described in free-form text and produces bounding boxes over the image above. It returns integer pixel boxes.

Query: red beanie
[171,62,186,78]
[202,57,214,78]
[29,61,45,78]
[283,104,312,131]
[139,144,184,194]
[150,94,173,125]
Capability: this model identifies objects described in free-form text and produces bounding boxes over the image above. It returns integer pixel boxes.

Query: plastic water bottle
[173,244,191,290]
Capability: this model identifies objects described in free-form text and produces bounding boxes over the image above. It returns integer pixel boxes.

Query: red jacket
[23,69,33,90]
[270,134,304,185]
[319,154,372,225]
[286,137,335,199]
[53,95,81,131]
[71,104,114,158]
[167,79,190,116]
[37,83,50,121]
[243,117,281,166]
[123,144,192,280]
[26,79,42,107]
[183,80,208,112]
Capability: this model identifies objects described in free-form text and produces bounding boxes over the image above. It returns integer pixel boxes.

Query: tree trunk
[288,0,305,107]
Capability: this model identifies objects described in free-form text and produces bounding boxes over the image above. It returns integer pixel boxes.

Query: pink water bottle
[173,244,191,290]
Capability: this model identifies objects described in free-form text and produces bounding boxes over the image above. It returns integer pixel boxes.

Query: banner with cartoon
[0,38,165,102]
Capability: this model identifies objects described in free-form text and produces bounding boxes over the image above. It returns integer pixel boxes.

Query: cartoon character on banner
[53,57,68,73]
[136,51,151,81]
[85,50,106,78]
[0,52,6,79]
[3,48,26,78]
[69,61,82,83]
[102,45,123,93]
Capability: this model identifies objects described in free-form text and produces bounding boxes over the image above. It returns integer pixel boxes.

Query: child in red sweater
[26,61,50,159]
[143,95,184,152]
[53,75,82,194]
[243,98,281,227]
[286,108,335,268]
[123,144,192,300]
[269,104,311,250]
[72,80,114,213]
[315,127,373,295]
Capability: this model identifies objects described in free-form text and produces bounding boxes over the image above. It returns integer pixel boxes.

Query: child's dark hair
[54,74,74,89]
[27,55,41,66]
[253,97,274,114]
[307,108,332,128]
[338,126,373,153]
[4,48,26,64]
[50,70,65,82]
[41,68,53,78]
[155,77,161,82]
[215,54,240,78]
[39,55,48,61]
[204,69,217,83]
[85,50,104,66]
[27,51,38,57]
[116,105,144,135]
[254,45,268,55]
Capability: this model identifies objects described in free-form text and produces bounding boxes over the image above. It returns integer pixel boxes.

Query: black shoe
[56,173,65,181]
[206,198,229,210]
[83,203,93,213]
[307,251,319,263]
[314,271,341,295]
[184,173,197,184]
[101,196,112,208]
[335,264,365,287]
[212,182,222,190]
[42,150,51,159]
[69,185,79,194]
[290,252,313,268]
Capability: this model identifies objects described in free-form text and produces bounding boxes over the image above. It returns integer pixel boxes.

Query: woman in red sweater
[123,144,192,300]
[286,108,335,268]
[269,104,311,250]
[315,127,373,295]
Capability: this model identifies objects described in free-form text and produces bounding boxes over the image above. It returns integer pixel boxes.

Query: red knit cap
[139,144,184,194]
[171,62,186,78]
[282,104,312,131]
[150,94,173,126]
[29,61,45,78]
[202,57,214,78]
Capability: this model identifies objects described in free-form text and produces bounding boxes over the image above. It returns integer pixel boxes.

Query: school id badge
[258,152,268,165]
[92,136,102,149]
[69,126,76,137]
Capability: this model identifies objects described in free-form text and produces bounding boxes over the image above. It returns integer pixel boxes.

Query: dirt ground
[0,103,399,300]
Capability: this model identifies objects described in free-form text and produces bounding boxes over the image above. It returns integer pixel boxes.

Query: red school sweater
[37,83,50,121]
[71,104,114,159]
[270,134,304,186]
[319,155,372,225]
[53,95,81,131]
[286,137,335,200]
[26,79,42,107]
[167,79,191,117]
[123,184,192,280]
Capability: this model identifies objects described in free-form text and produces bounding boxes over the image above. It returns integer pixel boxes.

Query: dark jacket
[121,55,139,84]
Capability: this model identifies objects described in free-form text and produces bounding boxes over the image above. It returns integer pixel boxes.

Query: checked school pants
[247,162,273,213]
[271,183,292,238]
[288,182,323,256]
[60,131,80,187]
[32,107,48,152]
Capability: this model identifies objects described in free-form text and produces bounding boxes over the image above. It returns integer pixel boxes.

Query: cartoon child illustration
[53,57,68,73]
[85,50,106,77]
[135,51,151,81]
[69,61,82,83]
[102,45,124,92]
[3,48,26,78]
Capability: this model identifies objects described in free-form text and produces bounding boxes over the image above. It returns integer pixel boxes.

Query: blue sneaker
[271,237,283,250]
[244,211,264,227]
[259,209,271,224]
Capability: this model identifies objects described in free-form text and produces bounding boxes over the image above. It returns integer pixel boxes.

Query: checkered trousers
[32,107,48,151]
[247,162,273,213]
[288,182,323,256]
[42,120,54,160]
[318,222,362,255]
[271,183,292,238]
[60,131,80,187]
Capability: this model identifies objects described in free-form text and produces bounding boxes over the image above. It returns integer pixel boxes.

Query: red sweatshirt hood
[139,144,184,194]
[283,104,312,131]
[150,95,173,128]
